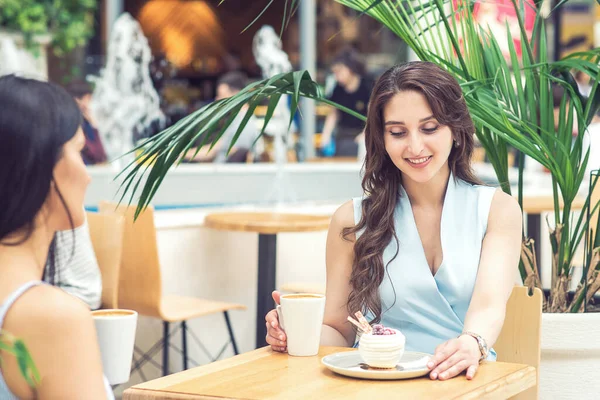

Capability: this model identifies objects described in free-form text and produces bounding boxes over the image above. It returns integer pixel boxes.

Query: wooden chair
[87,211,125,309]
[98,202,246,376]
[495,286,543,400]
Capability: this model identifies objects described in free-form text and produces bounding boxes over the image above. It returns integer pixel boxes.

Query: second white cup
[92,309,138,385]
[276,293,325,356]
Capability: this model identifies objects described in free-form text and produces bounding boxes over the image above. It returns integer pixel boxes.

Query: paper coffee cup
[276,293,325,356]
[91,309,138,385]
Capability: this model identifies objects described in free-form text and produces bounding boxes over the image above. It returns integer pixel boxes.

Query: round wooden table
[204,212,331,348]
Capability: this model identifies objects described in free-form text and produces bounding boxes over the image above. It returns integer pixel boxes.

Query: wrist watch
[459,331,489,362]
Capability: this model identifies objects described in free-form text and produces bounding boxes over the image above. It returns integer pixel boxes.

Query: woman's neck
[0,226,54,289]
[402,165,451,209]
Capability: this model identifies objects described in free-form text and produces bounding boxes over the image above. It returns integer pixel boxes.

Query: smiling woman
[264,61,522,382]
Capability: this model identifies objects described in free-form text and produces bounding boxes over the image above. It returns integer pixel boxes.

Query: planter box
[541,312,600,399]
[0,30,52,80]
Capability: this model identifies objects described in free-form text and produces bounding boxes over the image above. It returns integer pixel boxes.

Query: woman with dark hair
[266,62,522,381]
[0,75,112,399]
[320,48,372,157]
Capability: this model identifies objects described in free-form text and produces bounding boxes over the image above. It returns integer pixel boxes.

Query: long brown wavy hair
[342,61,482,323]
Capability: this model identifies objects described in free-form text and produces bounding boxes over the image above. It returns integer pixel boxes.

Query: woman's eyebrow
[384,115,434,126]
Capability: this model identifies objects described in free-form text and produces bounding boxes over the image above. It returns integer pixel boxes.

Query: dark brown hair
[342,61,481,323]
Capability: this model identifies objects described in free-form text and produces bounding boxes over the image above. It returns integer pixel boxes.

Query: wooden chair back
[87,211,125,309]
[495,286,543,400]
[99,202,163,318]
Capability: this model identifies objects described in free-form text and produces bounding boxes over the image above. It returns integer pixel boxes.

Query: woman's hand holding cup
[265,291,287,352]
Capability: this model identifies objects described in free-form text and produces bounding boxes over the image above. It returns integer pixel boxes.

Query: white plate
[321,350,432,380]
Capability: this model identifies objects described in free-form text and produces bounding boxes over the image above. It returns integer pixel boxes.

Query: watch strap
[459,331,488,362]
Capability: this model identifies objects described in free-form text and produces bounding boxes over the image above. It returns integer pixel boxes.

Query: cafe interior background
[1,0,600,398]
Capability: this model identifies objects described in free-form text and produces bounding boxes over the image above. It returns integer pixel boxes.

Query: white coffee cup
[91,309,138,385]
[276,293,325,356]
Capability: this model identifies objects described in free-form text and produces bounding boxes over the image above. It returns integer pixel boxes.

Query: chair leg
[182,321,188,370]
[163,321,169,376]
[223,311,239,355]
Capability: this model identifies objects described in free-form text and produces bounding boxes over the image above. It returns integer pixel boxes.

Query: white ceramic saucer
[321,350,432,380]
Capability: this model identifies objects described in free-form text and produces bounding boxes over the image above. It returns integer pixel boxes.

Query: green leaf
[13,339,40,387]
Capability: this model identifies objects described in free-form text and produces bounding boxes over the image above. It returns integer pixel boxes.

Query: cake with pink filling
[358,324,406,369]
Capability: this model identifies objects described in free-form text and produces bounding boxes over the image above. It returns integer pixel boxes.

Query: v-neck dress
[352,175,497,360]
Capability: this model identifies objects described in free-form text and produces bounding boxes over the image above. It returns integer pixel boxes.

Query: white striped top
[43,218,102,310]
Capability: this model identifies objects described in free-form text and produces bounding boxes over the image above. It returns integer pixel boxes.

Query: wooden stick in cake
[347,316,367,333]
[354,311,372,334]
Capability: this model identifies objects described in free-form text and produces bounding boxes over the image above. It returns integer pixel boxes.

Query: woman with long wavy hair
[265,62,522,381]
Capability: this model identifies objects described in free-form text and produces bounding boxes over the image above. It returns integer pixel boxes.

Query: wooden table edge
[127,347,274,391]
[521,195,586,214]
[123,387,241,400]
[203,221,330,234]
[203,213,331,235]
[456,365,537,400]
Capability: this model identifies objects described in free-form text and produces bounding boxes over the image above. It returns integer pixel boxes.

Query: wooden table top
[123,347,536,400]
[204,212,331,234]
[521,195,586,214]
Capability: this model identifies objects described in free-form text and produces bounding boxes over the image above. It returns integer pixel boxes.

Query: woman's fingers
[265,310,286,340]
[427,340,457,372]
[265,322,287,345]
[430,351,460,380]
[438,360,471,380]
[271,290,282,306]
[265,310,287,352]
[466,364,478,380]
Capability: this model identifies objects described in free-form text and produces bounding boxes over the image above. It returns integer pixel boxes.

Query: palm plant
[118,0,600,312]
[0,330,40,386]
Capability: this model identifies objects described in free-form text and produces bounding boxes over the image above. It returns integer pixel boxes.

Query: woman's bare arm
[462,189,522,348]
[320,109,339,148]
[2,286,109,399]
[321,200,358,347]
[427,189,522,381]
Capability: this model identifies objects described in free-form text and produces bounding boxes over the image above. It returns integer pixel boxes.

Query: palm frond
[117,71,364,218]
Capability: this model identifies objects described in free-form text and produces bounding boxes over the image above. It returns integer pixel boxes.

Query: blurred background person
[184,71,261,163]
[66,81,107,165]
[320,48,372,157]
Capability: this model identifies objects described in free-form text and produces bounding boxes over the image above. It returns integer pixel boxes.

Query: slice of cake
[358,324,406,369]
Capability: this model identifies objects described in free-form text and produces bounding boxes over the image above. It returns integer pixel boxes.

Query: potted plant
[117,0,600,396]
[0,330,39,387]
[0,0,96,78]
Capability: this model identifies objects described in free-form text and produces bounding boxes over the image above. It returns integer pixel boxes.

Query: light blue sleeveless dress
[0,281,115,399]
[353,174,497,360]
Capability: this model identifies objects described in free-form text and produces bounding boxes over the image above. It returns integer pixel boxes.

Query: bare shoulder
[488,189,522,230]
[331,199,356,229]
[1,285,98,395]
[9,284,93,335]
